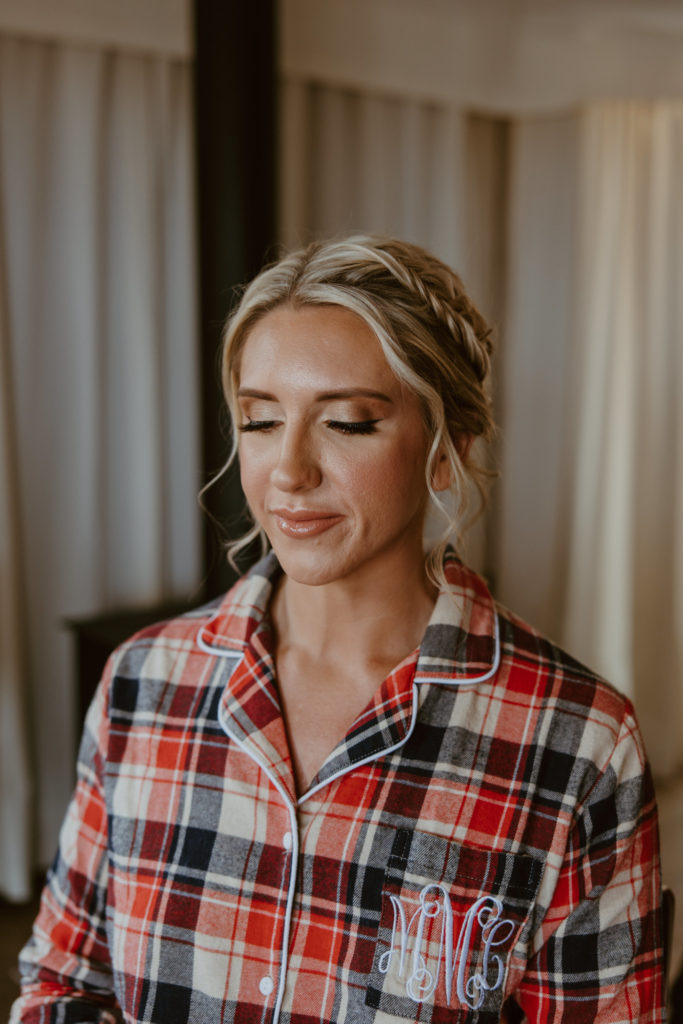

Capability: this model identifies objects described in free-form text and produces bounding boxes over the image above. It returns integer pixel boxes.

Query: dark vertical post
[193,0,277,597]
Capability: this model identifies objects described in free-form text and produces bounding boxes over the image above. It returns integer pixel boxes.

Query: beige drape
[563,103,683,776]
[0,33,200,895]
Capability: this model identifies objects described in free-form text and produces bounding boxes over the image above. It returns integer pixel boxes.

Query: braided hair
[219,234,496,588]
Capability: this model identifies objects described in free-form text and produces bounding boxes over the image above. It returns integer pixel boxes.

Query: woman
[14,236,664,1022]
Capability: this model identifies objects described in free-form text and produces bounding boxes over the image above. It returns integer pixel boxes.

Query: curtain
[0,34,200,893]
[496,114,580,643]
[280,82,468,268]
[562,103,683,778]
[497,103,683,781]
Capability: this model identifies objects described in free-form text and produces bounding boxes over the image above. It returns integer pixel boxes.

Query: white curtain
[563,103,683,778]
[280,82,467,272]
[497,103,683,780]
[0,33,200,895]
[496,114,581,642]
[278,77,683,783]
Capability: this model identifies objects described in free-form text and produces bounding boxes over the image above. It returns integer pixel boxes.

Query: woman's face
[236,304,444,589]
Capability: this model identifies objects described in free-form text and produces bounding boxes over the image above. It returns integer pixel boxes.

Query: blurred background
[1,0,682,1009]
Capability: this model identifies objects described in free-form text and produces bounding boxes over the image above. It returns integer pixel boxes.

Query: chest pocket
[365,829,542,1022]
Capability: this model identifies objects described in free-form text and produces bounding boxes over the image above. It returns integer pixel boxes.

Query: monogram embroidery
[377,885,515,1010]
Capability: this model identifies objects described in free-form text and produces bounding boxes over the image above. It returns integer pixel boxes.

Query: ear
[430,434,474,492]
[430,442,452,492]
[457,433,475,462]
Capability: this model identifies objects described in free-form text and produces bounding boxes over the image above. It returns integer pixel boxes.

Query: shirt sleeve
[513,699,665,1022]
[10,659,123,1024]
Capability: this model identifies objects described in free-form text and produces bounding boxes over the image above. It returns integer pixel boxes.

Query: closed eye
[327,419,380,435]
[238,419,278,433]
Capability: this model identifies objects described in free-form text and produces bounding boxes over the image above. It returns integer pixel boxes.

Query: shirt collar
[202,550,500,804]
[196,553,282,656]
[197,548,500,683]
[415,550,501,686]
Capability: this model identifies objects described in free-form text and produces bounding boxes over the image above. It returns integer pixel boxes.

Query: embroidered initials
[377,885,515,1009]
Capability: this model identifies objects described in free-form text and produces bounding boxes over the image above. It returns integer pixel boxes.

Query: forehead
[238,304,400,392]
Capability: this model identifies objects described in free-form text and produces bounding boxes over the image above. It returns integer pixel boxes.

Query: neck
[271,550,438,668]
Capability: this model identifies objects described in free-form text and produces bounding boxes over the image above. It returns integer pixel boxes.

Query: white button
[259,975,274,996]
[283,831,293,850]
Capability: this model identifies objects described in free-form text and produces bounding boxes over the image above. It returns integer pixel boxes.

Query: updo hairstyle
[220,234,495,590]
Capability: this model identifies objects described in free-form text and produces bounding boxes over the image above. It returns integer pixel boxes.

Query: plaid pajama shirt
[13,551,664,1023]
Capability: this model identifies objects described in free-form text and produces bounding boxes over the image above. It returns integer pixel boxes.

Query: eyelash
[238,420,277,433]
[238,419,380,435]
[328,419,380,435]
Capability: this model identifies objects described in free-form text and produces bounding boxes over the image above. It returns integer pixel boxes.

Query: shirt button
[283,831,293,850]
[259,975,274,996]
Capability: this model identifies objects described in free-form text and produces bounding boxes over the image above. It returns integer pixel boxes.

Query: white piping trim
[298,685,421,805]
[217,700,298,1024]
[196,616,246,658]
[415,612,501,688]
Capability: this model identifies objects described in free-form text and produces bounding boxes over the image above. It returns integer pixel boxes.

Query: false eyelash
[238,420,278,432]
[328,419,381,435]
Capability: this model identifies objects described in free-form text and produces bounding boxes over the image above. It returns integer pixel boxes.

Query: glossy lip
[270,507,344,538]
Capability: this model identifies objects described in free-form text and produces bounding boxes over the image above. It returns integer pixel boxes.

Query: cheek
[343,442,428,510]
[238,447,268,506]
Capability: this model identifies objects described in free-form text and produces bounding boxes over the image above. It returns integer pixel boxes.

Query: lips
[270,508,344,538]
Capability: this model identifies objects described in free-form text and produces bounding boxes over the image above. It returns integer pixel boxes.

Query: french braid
[341,237,492,384]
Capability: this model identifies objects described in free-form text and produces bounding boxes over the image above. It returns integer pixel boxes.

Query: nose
[270,423,322,492]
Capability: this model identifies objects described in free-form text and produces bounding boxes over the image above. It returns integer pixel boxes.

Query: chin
[266,538,353,588]
[274,554,347,588]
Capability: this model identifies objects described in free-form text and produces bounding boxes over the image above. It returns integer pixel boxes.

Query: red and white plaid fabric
[13,552,664,1022]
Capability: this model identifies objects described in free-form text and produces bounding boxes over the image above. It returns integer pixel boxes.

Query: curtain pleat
[496,115,580,640]
[279,83,468,264]
[0,34,200,879]
[563,103,683,778]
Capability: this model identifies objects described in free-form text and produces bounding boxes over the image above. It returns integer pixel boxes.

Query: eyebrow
[237,387,394,403]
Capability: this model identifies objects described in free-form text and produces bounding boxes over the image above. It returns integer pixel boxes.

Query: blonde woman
[14,236,664,1023]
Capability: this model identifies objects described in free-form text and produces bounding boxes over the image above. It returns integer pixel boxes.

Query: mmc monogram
[377,885,515,1010]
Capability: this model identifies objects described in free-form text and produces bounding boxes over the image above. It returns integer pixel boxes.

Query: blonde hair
[218,234,495,590]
